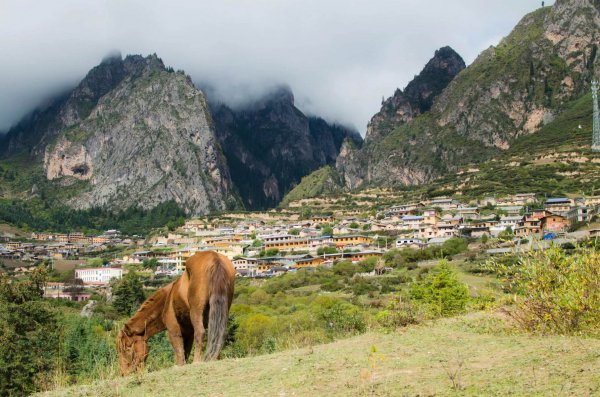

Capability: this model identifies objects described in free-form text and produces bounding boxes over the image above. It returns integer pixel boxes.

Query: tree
[112,271,146,316]
[317,246,338,255]
[498,227,514,241]
[64,275,85,299]
[0,266,60,395]
[321,226,333,236]
[409,261,470,317]
[142,258,159,270]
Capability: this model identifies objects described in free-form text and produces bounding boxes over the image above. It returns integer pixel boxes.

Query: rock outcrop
[365,46,465,141]
[209,86,362,209]
[4,54,239,215]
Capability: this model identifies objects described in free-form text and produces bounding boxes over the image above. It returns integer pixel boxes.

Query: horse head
[116,326,149,376]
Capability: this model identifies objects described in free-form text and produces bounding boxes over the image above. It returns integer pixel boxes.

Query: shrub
[236,314,276,354]
[311,297,366,337]
[489,247,600,336]
[409,261,470,317]
[375,296,423,330]
[351,277,378,296]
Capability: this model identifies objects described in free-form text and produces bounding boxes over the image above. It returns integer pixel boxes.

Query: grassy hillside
[281,166,345,207]
[39,311,600,397]
[427,92,600,199]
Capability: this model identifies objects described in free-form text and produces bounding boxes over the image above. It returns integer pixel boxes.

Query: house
[544,198,573,214]
[425,198,461,211]
[292,257,326,268]
[497,205,524,216]
[436,222,459,238]
[416,224,436,239]
[442,214,463,226]
[267,267,289,276]
[456,207,480,219]
[75,267,123,285]
[588,229,600,238]
[312,215,334,224]
[395,238,425,249]
[540,214,569,232]
[498,215,522,229]
[386,203,423,218]
[422,210,440,225]
[514,211,544,237]
[400,216,424,229]
[566,206,593,223]
[427,237,452,246]
[582,195,600,207]
[264,237,312,251]
[332,235,373,249]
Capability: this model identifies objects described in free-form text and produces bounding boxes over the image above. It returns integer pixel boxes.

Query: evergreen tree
[112,271,146,316]
[409,261,470,316]
[0,266,59,396]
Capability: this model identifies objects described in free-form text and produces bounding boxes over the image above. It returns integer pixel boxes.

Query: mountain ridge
[286,0,600,203]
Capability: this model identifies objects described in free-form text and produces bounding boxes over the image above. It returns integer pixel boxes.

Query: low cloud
[0,0,553,135]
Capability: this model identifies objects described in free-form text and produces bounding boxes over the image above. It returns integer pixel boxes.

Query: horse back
[168,251,234,311]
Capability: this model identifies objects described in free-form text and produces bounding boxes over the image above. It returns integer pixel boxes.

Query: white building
[75,267,123,285]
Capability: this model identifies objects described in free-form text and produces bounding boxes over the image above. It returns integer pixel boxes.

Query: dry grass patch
[39,311,600,397]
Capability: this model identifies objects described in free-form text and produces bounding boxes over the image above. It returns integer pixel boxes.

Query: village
[1,192,600,301]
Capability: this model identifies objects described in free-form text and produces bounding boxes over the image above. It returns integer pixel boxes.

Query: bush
[236,314,276,354]
[376,296,423,330]
[489,247,600,336]
[313,297,367,338]
[409,261,470,317]
[59,315,117,383]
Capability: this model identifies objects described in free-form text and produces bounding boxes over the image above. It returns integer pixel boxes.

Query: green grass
[508,93,593,155]
[281,166,344,206]
[38,311,600,397]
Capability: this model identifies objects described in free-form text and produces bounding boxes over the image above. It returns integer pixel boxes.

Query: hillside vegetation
[39,312,600,397]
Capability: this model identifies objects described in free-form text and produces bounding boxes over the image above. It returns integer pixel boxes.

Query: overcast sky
[0,0,554,135]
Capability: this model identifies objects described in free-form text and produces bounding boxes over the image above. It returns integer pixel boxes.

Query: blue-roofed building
[544,198,573,215]
[400,215,425,230]
[401,216,424,221]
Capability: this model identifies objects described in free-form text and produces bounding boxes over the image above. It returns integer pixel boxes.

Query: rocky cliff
[2,54,239,215]
[209,87,361,209]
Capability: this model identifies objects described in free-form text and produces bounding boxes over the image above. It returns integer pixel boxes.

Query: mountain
[1,54,239,215]
[209,87,362,209]
[365,46,465,141]
[285,0,600,202]
[0,55,360,216]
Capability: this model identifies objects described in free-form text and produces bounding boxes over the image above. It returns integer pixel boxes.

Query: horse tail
[204,256,233,361]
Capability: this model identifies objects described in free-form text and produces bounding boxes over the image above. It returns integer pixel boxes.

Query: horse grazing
[116,251,235,376]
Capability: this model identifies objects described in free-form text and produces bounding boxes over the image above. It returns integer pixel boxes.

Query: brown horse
[116,251,235,375]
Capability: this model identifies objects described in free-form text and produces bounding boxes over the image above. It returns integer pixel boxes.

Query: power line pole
[593,80,600,152]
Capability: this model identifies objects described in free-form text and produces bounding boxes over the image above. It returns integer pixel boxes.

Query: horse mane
[124,283,173,337]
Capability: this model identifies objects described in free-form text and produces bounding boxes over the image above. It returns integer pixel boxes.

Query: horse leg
[165,313,185,365]
[190,302,207,363]
[183,334,194,362]
[167,331,186,366]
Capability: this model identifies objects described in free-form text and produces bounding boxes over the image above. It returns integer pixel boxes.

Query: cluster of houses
[0,230,135,263]
[383,195,599,241]
[2,192,600,302]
